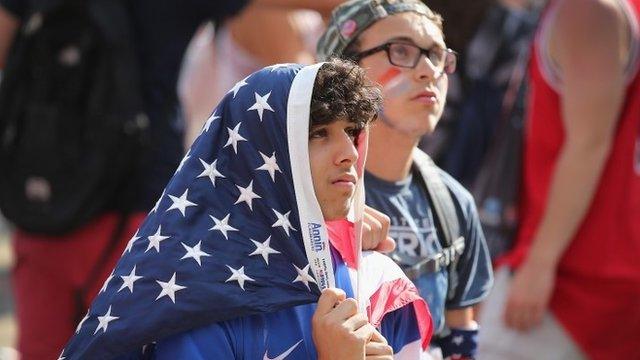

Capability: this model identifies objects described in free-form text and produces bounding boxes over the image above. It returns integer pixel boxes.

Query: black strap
[73,212,129,326]
[412,148,463,301]
[392,236,465,278]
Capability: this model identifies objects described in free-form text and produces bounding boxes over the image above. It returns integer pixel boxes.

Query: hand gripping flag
[62,63,431,359]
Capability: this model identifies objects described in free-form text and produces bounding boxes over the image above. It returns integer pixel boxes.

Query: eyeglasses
[353,42,457,75]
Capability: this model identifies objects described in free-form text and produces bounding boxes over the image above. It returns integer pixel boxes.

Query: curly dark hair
[310,59,382,130]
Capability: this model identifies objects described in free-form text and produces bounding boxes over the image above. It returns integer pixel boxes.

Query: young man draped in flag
[62,59,432,359]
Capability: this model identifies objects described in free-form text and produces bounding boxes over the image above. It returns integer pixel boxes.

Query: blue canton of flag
[62,64,324,359]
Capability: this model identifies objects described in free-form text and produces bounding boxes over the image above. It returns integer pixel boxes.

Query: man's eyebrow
[386,36,445,49]
[387,36,416,43]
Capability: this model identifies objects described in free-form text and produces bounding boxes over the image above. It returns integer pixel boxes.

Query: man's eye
[309,129,327,139]
[346,127,362,139]
[391,44,411,59]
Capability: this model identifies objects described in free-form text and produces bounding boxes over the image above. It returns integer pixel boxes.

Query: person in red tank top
[478,0,640,359]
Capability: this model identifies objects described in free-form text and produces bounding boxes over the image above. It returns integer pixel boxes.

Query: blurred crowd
[0,0,639,359]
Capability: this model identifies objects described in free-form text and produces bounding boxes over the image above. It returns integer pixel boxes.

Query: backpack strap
[412,148,464,301]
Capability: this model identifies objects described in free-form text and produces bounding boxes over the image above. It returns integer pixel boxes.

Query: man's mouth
[331,174,357,189]
[411,90,438,105]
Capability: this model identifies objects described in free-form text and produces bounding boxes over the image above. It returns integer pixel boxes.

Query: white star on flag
[99,271,114,293]
[202,112,220,133]
[118,265,143,293]
[167,189,198,217]
[256,151,281,181]
[228,77,248,98]
[94,306,119,335]
[293,264,317,291]
[234,180,261,210]
[225,265,255,290]
[150,190,165,214]
[181,241,211,266]
[209,214,238,240]
[224,123,247,154]
[176,150,191,173]
[249,237,280,265]
[155,272,187,303]
[123,230,140,254]
[197,158,225,187]
[57,350,66,360]
[146,225,170,253]
[271,209,296,236]
[75,311,89,334]
[247,92,274,121]
[452,335,464,346]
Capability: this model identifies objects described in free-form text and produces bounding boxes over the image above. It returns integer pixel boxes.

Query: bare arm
[505,0,628,330]
[445,307,475,329]
[527,0,626,269]
[228,4,315,66]
[0,5,19,69]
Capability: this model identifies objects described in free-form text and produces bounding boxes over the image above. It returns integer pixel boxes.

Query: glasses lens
[388,43,420,68]
[427,47,445,69]
[444,50,457,74]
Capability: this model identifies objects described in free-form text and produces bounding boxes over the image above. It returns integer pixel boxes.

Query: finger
[364,356,394,360]
[370,329,388,345]
[365,206,390,240]
[365,341,393,356]
[504,297,519,329]
[316,288,346,316]
[510,304,533,332]
[361,221,375,250]
[367,212,383,249]
[330,297,359,321]
[343,313,369,332]
[518,309,534,331]
[519,304,543,331]
[354,323,377,342]
[363,212,382,250]
[375,236,396,253]
[530,305,545,328]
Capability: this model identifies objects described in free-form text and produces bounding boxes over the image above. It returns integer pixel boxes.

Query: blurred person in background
[445,0,540,261]
[179,4,325,148]
[0,0,347,359]
[317,1,493,359]
[478,0,640,358]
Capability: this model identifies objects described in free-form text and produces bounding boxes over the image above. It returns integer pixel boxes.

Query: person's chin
[323,207,350,221]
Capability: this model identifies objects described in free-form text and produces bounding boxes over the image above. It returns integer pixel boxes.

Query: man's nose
[414,54,439,81]
[335,133,358,166]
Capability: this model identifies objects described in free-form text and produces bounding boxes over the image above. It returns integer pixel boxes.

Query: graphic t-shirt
[365,168,493,334]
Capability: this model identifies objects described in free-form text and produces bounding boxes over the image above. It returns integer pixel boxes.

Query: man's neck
[366,122,420,182]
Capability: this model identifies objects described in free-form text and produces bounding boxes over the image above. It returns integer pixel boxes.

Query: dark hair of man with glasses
[317,1,493,359]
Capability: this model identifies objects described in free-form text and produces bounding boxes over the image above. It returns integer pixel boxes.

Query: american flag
[62,64,336,359]
[62,63,432,359]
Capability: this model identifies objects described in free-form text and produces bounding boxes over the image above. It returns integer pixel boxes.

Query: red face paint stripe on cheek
[377,67,402,87]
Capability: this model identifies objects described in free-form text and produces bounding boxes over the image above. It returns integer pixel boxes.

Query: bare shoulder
[556,0,624,21]
[550,0,629,70]
[552,0,626,43]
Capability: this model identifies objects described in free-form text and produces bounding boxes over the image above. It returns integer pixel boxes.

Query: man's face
[309,118,361,220]
[357,12,448,137]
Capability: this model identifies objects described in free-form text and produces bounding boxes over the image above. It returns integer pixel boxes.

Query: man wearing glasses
[317,1,493,359]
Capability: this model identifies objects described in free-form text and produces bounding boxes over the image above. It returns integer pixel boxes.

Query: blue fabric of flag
[63,63,326,359]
